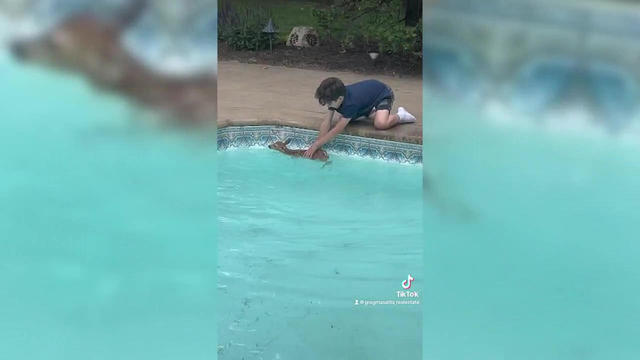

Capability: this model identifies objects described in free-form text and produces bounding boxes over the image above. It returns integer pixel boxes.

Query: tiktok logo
[402,274,414,289]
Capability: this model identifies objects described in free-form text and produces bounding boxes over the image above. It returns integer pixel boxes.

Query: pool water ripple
[218,149,422,359]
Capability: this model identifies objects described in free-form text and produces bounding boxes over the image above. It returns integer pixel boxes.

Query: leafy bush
[218,0,239,38]
[218,1,272,51]
[311,6,343,42]
[312,0,421,55]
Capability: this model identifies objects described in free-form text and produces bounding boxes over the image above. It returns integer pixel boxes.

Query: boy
[304,77,416,158]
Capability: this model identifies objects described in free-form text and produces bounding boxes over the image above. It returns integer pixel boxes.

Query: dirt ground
[219,42,422,79]
[218,60,422,144]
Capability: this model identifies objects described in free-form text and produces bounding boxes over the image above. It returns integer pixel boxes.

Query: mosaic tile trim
[217,125,422,164]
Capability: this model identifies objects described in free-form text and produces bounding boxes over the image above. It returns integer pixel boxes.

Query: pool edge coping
[217,119,423,145]
[217,125,423,164]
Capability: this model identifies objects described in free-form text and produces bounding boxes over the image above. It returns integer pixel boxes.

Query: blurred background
[1,0,218,75]
[423,0,640,359]
[5,0,640,358]
[0,1,217,359]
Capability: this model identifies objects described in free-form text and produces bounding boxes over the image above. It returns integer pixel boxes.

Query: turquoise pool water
[217,149,422,359]
[0,51,217,359]
[423,97,640,359]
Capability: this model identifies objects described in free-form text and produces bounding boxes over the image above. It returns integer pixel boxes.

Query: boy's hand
[304,117,347,159]
[304,144,318,158]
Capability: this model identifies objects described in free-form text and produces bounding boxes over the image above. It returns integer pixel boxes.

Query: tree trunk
[404,0,422,26]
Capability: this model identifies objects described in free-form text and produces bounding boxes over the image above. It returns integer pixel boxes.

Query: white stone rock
[286,26,319,48]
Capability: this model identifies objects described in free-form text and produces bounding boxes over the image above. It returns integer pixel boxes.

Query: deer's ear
[283,138,291,145]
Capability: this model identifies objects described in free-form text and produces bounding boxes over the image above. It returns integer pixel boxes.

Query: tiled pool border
[217,125,422,164]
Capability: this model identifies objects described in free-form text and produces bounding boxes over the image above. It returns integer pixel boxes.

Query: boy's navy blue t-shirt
[335,79,392,120]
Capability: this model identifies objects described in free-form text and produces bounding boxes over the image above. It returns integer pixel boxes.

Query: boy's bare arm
[318,110,334,138]
[304,115,349,158]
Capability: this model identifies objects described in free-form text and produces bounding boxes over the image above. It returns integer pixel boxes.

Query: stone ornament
[286,26,319,48]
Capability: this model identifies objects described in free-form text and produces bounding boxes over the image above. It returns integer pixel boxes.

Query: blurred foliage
[218,0,273,51]
[312,0,421,54]
[222,0,321,42]
[218,0,422,55]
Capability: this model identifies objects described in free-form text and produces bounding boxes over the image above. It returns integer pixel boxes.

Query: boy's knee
[374,120,389,130]
[373,110,391,128]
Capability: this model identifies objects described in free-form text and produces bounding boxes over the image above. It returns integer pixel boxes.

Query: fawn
[268,139,329,162]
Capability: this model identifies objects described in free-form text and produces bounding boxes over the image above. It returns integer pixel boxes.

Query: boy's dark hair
[315,77,346,106]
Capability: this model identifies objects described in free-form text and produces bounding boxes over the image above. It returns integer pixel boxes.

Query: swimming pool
[423,96,640,359]
[0,50,217,359]
[217,148,422,359]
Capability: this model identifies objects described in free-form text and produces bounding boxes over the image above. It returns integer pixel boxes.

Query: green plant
[312,0,421,55]
[377,21,418,54]
[218,1,272,51]
[218,0,239,41]
[312,6,345,43]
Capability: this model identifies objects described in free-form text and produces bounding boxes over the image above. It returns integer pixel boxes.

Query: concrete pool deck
[218,61,423,144]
